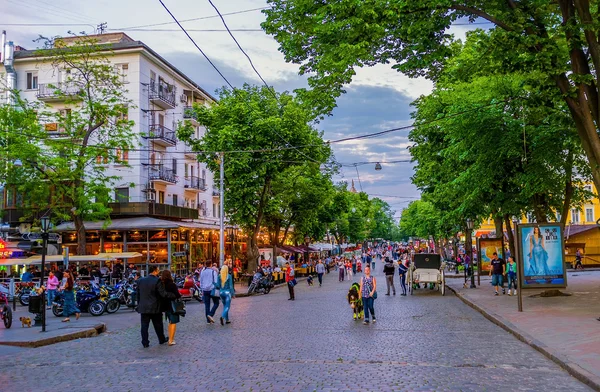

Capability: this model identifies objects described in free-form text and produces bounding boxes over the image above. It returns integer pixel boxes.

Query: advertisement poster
[477,238,504,273]
[518,224,566,288]
[258,248,273,266]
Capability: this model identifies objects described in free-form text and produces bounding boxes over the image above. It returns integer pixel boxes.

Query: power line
[111,6,268,30]
[119,28,262,32]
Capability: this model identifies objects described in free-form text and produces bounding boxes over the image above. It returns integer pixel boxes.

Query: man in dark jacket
[383,257,396,296]
[137,265,176,347]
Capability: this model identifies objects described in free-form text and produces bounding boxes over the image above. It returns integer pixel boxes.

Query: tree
[369,198,396,240]
[263,1,600,191]
[177,84,331,271]
[1,35,135,255]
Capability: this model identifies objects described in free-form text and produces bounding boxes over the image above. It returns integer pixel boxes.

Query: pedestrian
[488,252,506,296]
[338,259,345,282]
[383,257,396,295]
[351,257,357,275]
[219,264,235,324]
[398,257,408,296]
[160,269,181,346]
[60,270,80,322]
[506,257,517,296]
[359,265,377,324]
[315,259,325,287]
[46,271,59,309]
[346,259,353,280]
[200,261,220,324]
[136,265,176,348]
[21,268,33,282]
[285,262,296,300]
[574,248,584,270]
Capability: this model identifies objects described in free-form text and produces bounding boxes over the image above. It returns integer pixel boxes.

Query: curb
[0,323,106,348]
[446,285,600,391]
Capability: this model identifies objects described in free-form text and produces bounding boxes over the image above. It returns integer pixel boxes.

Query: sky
[2,0,477,219]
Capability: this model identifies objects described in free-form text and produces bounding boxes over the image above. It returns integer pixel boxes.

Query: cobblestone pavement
[0,266,592,392]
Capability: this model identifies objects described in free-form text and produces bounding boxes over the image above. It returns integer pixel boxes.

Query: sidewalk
[447,271,600,390]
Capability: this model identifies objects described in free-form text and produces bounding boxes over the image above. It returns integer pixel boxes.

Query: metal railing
[109,202,198,219]
[184,176,207,190]
[149,80,176,107]
[147,124,176,145]
[212,186,220,196]
[37,83,81,99]
[148,164,177,183]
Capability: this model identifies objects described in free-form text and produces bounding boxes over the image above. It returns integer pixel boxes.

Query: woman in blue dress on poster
[529,226,550,276]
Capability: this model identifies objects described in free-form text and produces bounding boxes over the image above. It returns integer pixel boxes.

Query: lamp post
[40,216,51,332]
[512,216,523,312]
[466,218,476,288]
[218,152,224,267]
[304,235,310,264]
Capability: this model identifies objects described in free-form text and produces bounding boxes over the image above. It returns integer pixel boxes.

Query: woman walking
[219,264,235,325]
[61,270,80,322]
[46,271,59,309]
[359,265,377,324]
[161,270,181,346]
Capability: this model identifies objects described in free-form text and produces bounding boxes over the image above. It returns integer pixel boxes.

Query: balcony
[109,202,198,219]
[37,83,82,102]
[146,124,176,147]
[183,106,199,125]
[148,164,177,184]
[212,186,220,197]
[184,176,207,191]
[149,80,176,109]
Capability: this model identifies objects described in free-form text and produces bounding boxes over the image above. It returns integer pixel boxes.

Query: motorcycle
[105,280,137,314]
[52,289,106,317]
[247,272,274,295]
[0,291,12,328]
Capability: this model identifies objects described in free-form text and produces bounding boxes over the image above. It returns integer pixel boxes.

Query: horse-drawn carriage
[408,253,446,296]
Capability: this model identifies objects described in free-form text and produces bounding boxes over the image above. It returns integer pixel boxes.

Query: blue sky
[3,0,477,219]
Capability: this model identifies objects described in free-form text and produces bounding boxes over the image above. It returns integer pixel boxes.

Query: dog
[307,275,314,286]
[346,283,364,321]
[19,317,32,328]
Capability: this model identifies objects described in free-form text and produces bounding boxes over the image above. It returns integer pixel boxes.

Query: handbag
[289,278,297,287]
[171,299,186,316]
[211,270,220,298]
[373,291,378,299]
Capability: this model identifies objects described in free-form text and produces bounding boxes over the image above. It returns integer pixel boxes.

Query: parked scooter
[52,289,106,317]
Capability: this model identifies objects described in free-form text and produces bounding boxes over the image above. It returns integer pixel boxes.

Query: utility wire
[111,6,268,30]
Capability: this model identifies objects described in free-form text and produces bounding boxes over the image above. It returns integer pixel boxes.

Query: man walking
[315,259,325,287]
[285,262,295,300]
[136,265,176,348]
[488,252,506,296]
[200,261,220,324]
[351,257,357,275]
[383,257,396,295]
[338,259,345,282]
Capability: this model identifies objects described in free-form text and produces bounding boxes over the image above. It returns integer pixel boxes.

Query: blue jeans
[362,296,375,321]
[491,274,503,287]
[317,273,323,285]
[220,290,232,321]
[47,289,57,305]
[507,274,517,290]
[399,273,406,294]
[203,291,220,321]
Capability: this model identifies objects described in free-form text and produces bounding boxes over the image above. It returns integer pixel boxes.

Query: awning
[0,258,32,266]
[24,254,116,264]
[53,217,221,232]
[96,252,142,259]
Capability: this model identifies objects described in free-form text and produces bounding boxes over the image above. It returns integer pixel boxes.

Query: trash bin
[28,294,43,314]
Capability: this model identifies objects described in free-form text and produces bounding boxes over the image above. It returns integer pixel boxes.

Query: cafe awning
[96,252,142,259]
[53,217,221,232]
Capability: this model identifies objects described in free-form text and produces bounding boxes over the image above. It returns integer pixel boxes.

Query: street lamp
[304,235,310,264]
[466,218,476,289]
[40,216,51,332]
[375,162,382,171]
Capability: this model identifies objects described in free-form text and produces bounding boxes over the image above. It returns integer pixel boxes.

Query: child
[506,257,517,296]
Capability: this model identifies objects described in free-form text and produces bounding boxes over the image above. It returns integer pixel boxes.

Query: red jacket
[285,266,294,282]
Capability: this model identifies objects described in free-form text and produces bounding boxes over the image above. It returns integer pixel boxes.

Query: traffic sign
[22,233,61,241]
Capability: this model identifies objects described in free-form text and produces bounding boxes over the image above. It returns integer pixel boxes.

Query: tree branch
[450,5,515,31]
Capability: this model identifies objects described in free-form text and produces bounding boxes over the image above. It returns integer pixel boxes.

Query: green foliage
[1,35,135,254]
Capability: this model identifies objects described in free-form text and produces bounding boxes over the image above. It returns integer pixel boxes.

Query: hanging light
[375,162,382,171]
[466,218,474,230]
[40,216,51,232]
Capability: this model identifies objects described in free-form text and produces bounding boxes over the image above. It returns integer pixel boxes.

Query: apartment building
[0,32,230,271]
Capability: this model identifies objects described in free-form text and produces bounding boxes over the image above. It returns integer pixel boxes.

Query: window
[571,208,580,224]
[150,70,156,84]
[172,194,178,206]
[184,163,189,178]
[213,203,217,218]
[201,169,206,179]
[116,105,128,124]
[96,155,109,165]
[114,187,129,203]
[172,159,177,174]
[116,148,129,164]
[58,109,71,133]
[158,191,165,204]
[26,72,38,90]
[527,213,536,223]
[556,212,562,222]
[585,207,594,223]
[115,63,129,83]
[584,184,593,193]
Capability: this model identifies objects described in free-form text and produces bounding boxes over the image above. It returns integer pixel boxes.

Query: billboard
[477,238,504,273]
[517,224,567,288]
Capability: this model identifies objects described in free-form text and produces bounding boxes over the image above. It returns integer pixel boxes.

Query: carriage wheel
[441,271,446,296]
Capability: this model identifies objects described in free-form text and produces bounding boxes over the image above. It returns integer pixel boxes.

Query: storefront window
[171,230,180,241]
[62,232,77,244]
[104,243,123,253]
[85,231,101,243]
[126,230,147,242]
[103,231,124,243]
[127,243,148,265]
[148,243,168,264]
[149,230,168,241]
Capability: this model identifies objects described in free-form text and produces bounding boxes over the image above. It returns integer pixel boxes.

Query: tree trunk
[532,194,549,223]
[74,214,86,256]
[493,216,503,238]
[504,214,515,261]
[560,150,574,226]
[246,236,259,273]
